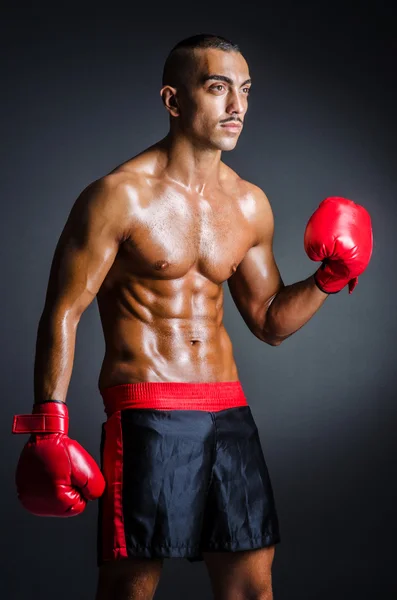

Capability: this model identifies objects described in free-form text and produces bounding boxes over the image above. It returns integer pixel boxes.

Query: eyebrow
[201,74,252,87]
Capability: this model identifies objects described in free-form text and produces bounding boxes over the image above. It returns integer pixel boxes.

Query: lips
[221,122,242,129]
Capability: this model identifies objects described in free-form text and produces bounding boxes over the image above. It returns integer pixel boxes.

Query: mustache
[220,117,243,124]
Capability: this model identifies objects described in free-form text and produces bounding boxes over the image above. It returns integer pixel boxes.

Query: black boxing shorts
[97,381,280,564]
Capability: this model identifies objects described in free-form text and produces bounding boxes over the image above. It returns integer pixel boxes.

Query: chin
[212,136,240,151]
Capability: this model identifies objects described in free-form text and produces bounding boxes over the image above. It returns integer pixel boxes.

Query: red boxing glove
[304,196,373,294]
[12,400,105,517]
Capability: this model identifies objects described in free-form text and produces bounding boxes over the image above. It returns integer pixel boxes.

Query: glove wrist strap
[313,270,340,294]
[314,265,359,295]
[12,400,69,435]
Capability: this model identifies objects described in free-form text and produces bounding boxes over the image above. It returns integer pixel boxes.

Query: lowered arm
[34,175,131,403]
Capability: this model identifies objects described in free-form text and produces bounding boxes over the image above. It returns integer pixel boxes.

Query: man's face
[177,48,251,151]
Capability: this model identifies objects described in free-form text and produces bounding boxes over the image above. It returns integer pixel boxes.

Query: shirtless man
[12,34,372,600]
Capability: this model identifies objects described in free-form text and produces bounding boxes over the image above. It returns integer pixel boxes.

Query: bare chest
[118,187,256,284]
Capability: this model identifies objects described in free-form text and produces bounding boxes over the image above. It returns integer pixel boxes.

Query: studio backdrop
[1,5,396,599]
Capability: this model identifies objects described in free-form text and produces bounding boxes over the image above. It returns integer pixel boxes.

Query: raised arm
[34,174,131,403]
[228,185,328,346]
[227,186,284,341]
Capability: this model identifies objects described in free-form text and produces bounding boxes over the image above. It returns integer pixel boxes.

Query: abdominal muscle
[96,278,240,391]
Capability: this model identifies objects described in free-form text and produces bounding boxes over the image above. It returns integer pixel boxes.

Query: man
[12,34,372,600]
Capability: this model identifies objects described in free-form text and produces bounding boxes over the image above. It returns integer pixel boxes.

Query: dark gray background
[2,3,396,599]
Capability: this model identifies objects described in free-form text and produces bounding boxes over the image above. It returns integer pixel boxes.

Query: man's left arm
[228,187,328,347]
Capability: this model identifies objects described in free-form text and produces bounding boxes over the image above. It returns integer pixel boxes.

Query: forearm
[33,310,79,404]
[262,274,328,345]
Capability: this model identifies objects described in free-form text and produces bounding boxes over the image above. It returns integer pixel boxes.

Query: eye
[243,87,251,94]
[211,84,225,92]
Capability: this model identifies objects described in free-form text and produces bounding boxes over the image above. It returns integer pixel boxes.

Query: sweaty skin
[34,47,328,403]
[35,151,270,395]
[97,153,255,388]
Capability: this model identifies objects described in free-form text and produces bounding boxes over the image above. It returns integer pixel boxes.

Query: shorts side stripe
[101,411,127,561]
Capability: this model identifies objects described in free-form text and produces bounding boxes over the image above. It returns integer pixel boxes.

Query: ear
[160,85,179,117]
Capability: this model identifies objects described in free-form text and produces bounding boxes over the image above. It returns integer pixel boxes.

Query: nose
[226,89,245,116]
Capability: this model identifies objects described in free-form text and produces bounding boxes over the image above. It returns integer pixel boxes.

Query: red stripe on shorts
[101,411,127,561]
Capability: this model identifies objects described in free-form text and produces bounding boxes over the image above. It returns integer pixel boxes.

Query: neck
[159,131,222,194]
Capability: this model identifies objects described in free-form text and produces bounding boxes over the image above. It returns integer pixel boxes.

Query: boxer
[12,34,373,600]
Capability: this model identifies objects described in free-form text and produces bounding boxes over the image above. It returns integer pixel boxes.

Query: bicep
[42,179,126,320]
[227,191,283,339]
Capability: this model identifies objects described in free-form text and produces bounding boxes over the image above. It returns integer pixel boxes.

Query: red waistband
[100,381,248,416]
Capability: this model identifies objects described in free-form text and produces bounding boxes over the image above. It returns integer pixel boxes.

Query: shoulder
[96,145,166,203]
[220,165,274,245]
[241,180,273,213]
[75,171,138,215]
[220,163,271,208]
[242,181,274,246]
[79,158,153,212]
[66,171,144,244]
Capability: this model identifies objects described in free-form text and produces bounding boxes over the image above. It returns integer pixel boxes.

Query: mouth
[220,122,242,131]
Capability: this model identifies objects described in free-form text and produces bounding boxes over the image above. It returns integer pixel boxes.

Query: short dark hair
[162,34,240,88]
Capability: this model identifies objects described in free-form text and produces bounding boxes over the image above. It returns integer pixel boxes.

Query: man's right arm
[33,174,130,404]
